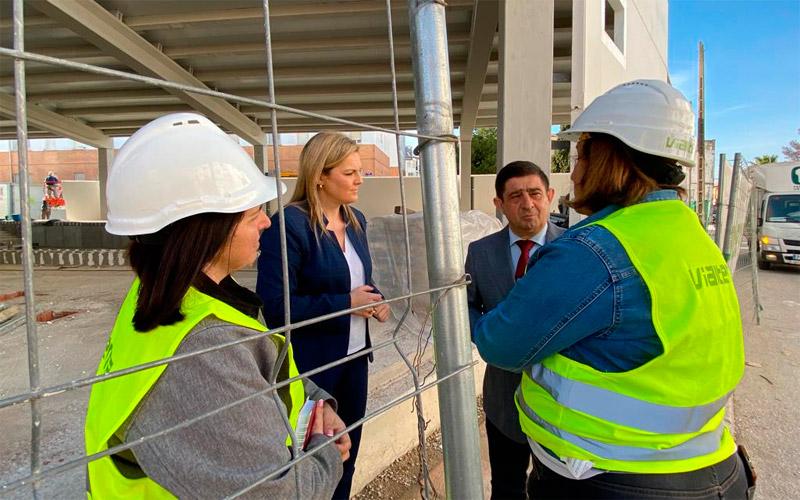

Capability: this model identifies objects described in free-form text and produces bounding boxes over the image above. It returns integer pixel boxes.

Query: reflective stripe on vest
[84,280,305,498]
[516,199,744,474]
[528,363,731,435]
[516,385,726,461]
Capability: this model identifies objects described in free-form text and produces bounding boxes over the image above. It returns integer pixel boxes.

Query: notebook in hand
[294,398,318,451]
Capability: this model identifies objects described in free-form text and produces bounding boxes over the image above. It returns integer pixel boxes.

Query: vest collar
[193,273,262,320]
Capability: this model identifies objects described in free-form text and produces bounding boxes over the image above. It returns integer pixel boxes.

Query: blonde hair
[290,131,362,236]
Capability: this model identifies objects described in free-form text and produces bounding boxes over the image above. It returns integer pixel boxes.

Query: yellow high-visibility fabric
[518,200,744,473]
[84,280,305,498]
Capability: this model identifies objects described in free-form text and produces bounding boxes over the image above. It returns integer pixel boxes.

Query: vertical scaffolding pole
[696,41,706,224]
[714,153,726,247]
[407,1,483,498]
[722,153,742,264]
[12,0,43,497]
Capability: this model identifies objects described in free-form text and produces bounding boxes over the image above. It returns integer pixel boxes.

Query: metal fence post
[12,0,43,497]
[722,153,742,263]
[713,153,726,247]
[747,184,762,325]
[408,1,484,498]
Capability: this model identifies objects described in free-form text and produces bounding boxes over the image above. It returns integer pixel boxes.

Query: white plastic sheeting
[368,210,503,331]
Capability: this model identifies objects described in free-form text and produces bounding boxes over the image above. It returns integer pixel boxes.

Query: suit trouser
[310,354,368,500]
[526,449,751,500]
[486,418,532,500]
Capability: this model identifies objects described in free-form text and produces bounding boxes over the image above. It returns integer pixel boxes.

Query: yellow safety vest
[517,199,745,474]
[84,280,305,498]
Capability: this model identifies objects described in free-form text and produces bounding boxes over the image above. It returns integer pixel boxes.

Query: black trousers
[310,354,368,500]
[486,418,532,500]
[526,450,751,500]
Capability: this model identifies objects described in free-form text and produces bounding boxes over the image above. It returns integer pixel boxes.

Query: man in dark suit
[466,161,565,499]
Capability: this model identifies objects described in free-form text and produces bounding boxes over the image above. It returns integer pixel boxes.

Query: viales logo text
[689,264,731,290]
[666,136,694,155]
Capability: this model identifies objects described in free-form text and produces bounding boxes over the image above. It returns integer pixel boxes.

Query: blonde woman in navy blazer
[257,131,390,499]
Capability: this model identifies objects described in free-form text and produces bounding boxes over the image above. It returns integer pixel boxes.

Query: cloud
[668,69,696,101]
[669,70,692,88]
[710,104,751,118]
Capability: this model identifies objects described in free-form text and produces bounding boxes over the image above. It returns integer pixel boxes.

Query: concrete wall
[50,177,425,222]
[471,173,572,215]
[572,0,669,116]
[62,181,102,221]
[272,177,424,217]
[46,174,575,223]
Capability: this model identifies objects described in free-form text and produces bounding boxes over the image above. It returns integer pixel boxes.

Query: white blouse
[343,232,367,354]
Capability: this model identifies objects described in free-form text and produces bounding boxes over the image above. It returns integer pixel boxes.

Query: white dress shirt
[508,223,548,277]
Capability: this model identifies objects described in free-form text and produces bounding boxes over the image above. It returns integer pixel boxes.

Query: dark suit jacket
[466,222,565,442]
[257,204,376,384]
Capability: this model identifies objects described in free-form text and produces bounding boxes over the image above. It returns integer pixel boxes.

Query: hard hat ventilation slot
[188,120,200,124]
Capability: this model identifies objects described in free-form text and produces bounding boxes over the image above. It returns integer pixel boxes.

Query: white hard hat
[105,112,285,235]
[558,79,696,167]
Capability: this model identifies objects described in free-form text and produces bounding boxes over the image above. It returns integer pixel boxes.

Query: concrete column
[497,0,554,173]
[252,144,268,174]
[252,144,275,213]
[568,0,587,226]
[98,147,113,220]
[459,135,472,211]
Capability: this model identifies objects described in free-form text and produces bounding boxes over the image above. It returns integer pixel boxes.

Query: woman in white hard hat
[84,113,349,499]
[257,131,390,499]
[473,81,754,499]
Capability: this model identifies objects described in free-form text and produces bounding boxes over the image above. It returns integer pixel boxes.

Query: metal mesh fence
[720,155,763,326]
[0,1,483,498]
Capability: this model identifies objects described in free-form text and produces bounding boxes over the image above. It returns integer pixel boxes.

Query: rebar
[385,0,434,497]
[259,2,302,495]
[0,281,466,412]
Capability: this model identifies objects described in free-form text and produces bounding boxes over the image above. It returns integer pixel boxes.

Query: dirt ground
[732,264,800,499]
[1,267,132,498]
[354,400,489,500]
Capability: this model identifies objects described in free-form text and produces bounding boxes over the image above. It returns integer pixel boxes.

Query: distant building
[0,132,400,183]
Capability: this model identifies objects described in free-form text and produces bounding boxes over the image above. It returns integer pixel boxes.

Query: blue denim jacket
[472,190,683,373]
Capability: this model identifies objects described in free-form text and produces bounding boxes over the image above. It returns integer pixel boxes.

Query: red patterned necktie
[514,240,535,279]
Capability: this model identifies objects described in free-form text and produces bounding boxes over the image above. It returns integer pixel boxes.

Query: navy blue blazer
[257,204,376,374]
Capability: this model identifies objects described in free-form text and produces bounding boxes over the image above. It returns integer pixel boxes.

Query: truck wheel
[757,260,771,270]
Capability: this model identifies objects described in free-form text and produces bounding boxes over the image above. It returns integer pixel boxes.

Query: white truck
[751,161,800,269]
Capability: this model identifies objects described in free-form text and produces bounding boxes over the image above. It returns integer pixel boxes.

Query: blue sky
[668,0,800,163]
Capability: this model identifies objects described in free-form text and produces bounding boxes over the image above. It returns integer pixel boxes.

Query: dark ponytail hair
[128,211,244,332]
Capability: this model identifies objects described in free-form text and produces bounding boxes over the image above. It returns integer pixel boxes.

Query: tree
[753,154,778,164]
[551,149,570,173]
[471,128,497,174]
[551,124,571,173]
[783,128,800,161]
[470,127,572,174]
